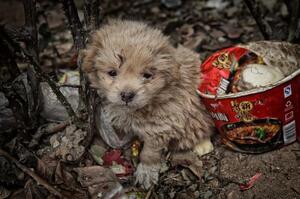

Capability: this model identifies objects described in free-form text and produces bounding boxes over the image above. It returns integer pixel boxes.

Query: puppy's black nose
[120,91,135,103]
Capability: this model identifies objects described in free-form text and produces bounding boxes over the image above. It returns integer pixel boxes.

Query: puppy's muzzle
[120,91,135,103]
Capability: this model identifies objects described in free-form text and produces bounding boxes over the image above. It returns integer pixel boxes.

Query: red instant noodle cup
[198,41,300,153]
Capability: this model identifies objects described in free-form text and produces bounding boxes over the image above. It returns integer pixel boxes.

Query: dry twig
[60,0,101,148]
[0,148,66,198]
[84,0,101,32]
[1,26,80,124]
[285,0,300,42]
[22,0,39,60]
[61,0,89,115]
[243,0,273,40]
[60,0,86,50]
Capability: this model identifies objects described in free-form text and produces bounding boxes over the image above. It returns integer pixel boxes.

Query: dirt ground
[1,0,300,198]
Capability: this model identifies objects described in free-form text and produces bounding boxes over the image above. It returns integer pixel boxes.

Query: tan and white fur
[81,20,214,189]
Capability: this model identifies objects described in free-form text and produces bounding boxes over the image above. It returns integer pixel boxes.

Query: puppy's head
[82,20,180,109]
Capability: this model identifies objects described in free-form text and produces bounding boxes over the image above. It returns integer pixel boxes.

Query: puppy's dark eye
[143,72,153,79]
[108,70,117,77]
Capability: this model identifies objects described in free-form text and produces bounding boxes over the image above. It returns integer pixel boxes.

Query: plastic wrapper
[40,70,131,148]
[95,105,133,148]
[0,70,39,134]
[0,92,16,133]
[198,41,300,153]
[74,166,127,199]
[40,71,132,148]
[40,71,79,121]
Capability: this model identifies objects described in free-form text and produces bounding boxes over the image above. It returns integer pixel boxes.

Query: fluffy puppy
[81,20,214,189]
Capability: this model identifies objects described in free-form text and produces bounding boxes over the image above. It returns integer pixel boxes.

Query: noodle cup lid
[198,41,300,99]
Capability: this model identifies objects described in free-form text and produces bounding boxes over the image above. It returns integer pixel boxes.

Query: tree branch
[60,1,101,149]
[22,0,39,60]
[60,0,89,117]
[243,0,273,40]
[60,0,86,50]
[84,0,101,32]
[2,25,32,42]
[285,0,300,42]
[0,29,21,81]
[0,26,80,125]
[0,148,66,198]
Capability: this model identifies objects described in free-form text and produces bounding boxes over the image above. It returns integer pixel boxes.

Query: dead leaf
[24,180,49,199]
[220,24,243,39]
[36,157,58,183]
[171,151,203,179]
[0,185,11,199]
[74,166,126,199]
[54,161,75,185]
[47,125,87,162]
[9,189,26,199]
[89,144,106,165]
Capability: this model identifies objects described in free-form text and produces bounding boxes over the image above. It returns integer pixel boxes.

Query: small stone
[280,4,288,17]
[206,0,229,10]
[220,23,243,39]
[52,140,60,148]
[227,190,240,199]
[161,0,182,8]
[210,29,225,38]
[218,36,227,42]
[56,43,73,55]
[150,7,160,14]
[194,190,200,198]
[209,166,218,174]
[189,184,198,191]
[226,7,238,18]
[261,0,278,11]
[209,179,220,188]
[169,191,176,198]
[65,154,74,161]
[203,190,213,199]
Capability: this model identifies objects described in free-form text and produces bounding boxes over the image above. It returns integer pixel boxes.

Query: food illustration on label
[223,120,281,145]
[231,100,254,122]
[212,51,237,70]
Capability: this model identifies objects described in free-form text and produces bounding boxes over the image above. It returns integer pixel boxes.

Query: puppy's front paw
[193,138,214,157]
[134,163,160,189]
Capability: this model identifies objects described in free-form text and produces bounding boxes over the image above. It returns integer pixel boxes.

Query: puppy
[81,20,215,189]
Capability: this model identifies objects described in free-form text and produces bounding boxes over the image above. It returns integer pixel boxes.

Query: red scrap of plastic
[70,53,78,66]
[102,149,123,165]
[239,173,262,191]
[199,46,249,94]
[102,149,134,177]
[116,162,134,177]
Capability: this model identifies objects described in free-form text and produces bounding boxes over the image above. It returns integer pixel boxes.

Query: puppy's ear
[80,31,104,73]
[79,48,96,73]
[158,45,181,80]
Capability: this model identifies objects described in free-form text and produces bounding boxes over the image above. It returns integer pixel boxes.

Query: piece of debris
[102,149,134,177]
[89,144,107,165]
[74,166,126,199]
[39,124,87,162]
[161,0,182,9]
[0,185,11,199]
[170,151,203,179]
[40,71,79,121]
[239,173,262,191]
